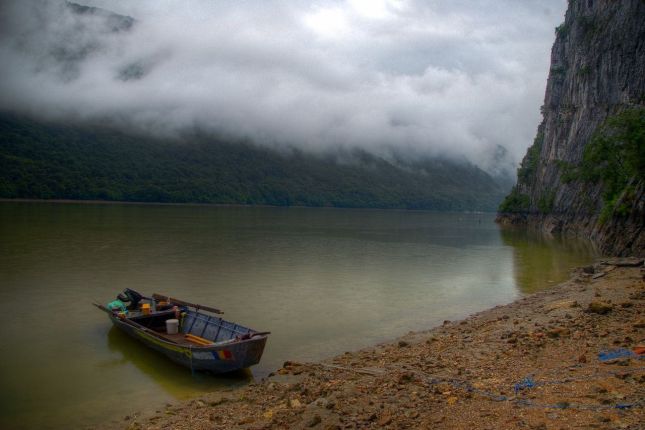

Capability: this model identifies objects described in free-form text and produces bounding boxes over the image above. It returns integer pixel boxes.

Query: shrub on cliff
[498,188,530,213]
[573,108,644,221]
[517,131,544,184]
[497,129,543,214]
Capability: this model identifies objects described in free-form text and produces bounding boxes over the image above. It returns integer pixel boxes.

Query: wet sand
[117,259,644,430]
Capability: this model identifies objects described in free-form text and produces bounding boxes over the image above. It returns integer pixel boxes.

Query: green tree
[576,108,645,221]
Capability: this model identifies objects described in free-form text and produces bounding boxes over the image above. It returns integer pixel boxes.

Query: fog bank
[0,0,567,173]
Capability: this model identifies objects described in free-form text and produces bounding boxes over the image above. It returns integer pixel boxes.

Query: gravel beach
[118,259,644,430]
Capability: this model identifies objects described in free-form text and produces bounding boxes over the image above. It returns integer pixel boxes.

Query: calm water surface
[0,202,596,429]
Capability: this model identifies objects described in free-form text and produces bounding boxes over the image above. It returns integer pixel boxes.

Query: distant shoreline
[0,197,271,209]
[0,198,494,214]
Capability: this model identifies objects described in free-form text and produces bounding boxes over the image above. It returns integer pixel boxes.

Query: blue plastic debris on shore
[598,348,636,361]
[514,376,536,393]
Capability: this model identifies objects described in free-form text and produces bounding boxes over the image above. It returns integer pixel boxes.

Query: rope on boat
[189,345,194,376]
[315,363,385,376]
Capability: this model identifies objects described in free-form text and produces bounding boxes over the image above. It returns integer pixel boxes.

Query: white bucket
[166,319,179,335]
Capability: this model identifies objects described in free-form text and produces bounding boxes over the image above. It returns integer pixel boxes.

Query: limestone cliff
[497,0,644,257]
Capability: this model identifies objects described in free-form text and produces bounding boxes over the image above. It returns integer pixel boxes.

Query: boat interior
[128,307,256,347]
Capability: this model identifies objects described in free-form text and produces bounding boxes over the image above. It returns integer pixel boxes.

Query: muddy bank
[119,259,644,430]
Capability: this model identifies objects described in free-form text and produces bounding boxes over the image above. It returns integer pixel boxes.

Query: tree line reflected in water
[500,228,597,294]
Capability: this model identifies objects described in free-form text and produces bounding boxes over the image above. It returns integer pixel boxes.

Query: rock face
[497,0,644,257]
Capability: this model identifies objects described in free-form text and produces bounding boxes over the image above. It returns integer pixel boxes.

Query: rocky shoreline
[119,259,644,430]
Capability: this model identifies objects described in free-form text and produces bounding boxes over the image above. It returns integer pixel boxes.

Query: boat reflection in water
[105,327,253,399]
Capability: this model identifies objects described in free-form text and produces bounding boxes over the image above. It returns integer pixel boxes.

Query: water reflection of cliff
[105,327,252,398]
[500,229,597,294]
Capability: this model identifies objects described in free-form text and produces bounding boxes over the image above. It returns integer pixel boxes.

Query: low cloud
[0,0,566,172]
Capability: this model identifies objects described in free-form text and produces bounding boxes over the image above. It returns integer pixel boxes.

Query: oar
[252,331,271,337]
[152,293,224,314]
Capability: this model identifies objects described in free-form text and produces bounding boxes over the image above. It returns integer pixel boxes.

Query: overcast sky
[0,0,567,172]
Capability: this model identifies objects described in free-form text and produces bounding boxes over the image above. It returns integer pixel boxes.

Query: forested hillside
[0,113,507,210]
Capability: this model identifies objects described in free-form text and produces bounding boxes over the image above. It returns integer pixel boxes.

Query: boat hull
[109,314,268,373]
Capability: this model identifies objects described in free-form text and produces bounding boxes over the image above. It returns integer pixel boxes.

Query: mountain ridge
[0,112,508,211]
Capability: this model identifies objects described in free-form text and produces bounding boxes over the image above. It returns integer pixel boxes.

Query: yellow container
[141,303,151,315]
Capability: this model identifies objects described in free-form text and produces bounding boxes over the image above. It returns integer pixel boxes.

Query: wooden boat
[94,290,269,373]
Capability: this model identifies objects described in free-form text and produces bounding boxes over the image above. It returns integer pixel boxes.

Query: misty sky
[0,0,567,172]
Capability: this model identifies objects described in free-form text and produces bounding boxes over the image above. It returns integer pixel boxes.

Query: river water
[0,202,596,429]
